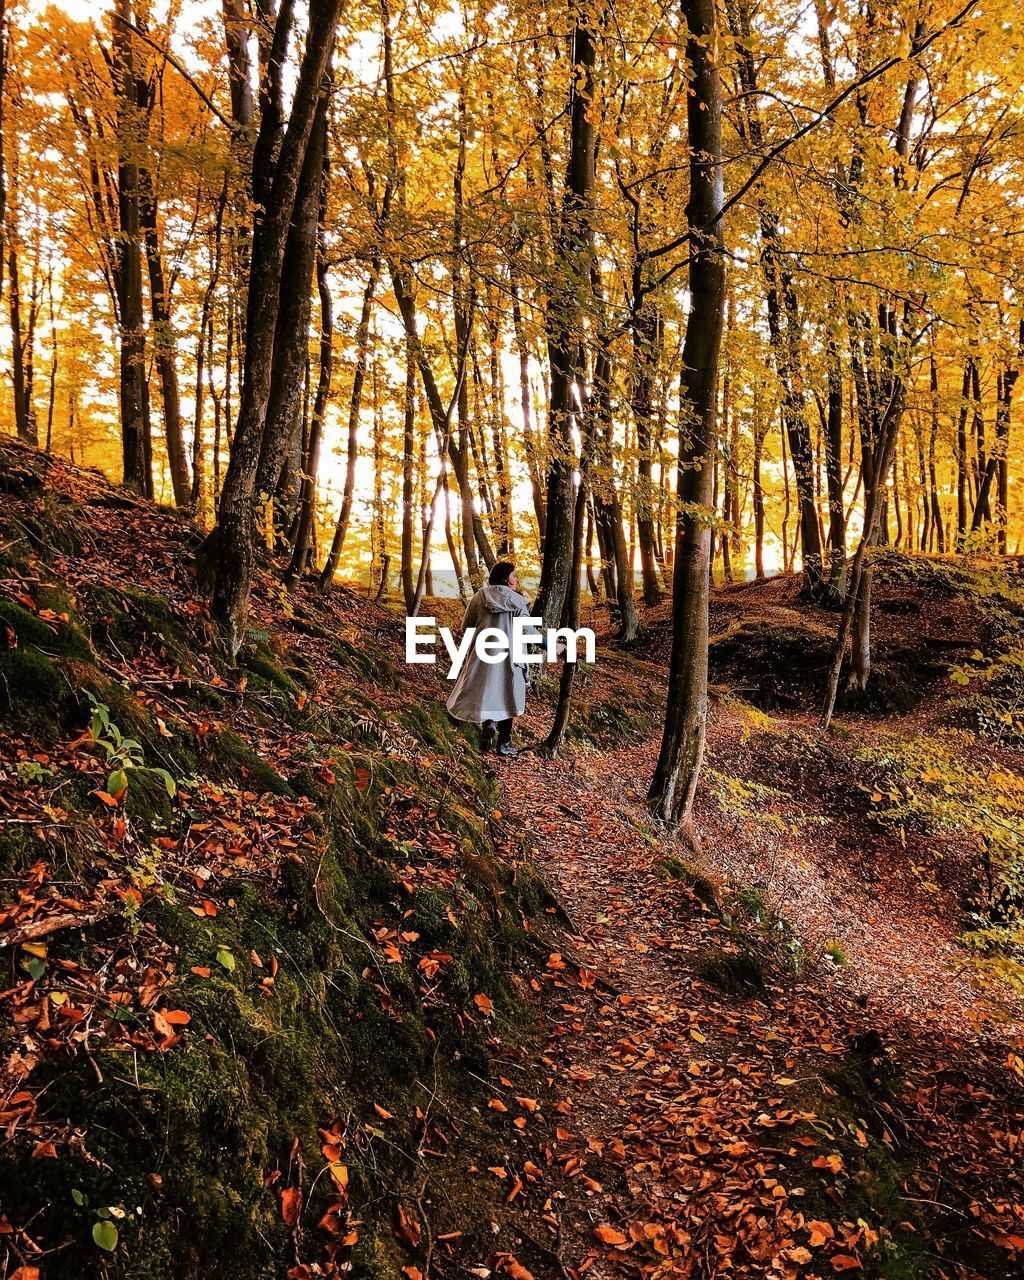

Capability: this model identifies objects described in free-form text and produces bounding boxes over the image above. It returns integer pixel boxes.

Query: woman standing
[446,562,539,757]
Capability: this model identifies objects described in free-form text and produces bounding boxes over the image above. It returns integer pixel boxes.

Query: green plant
[824,939,849,967]
[87,692,176,802]
[14,759,55,784]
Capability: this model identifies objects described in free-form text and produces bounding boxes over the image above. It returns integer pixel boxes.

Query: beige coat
[445,586,540,724]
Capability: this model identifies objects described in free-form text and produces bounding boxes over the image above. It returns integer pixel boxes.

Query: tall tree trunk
[648,0,726,838]
[211,0,345,656]
[536,24,596,628]
[956,360,970,546]
[285,171,333,588]
[400,336,417,610]
[822,378,908,726]
[390,263,493,572]
[753,421,766,579]
[320,266,378,588]
[451,70,482,587]
[44,263,57,452]
[8,239,36,446]
[823,316,846,590]
[0,0,7,308]
[545,330,611,754]
[631,291,664,604]
[510,274,546,545]
[972,322,1021,547]
[113,0,151,496]
[486,308,513,556]
[927,355,944,552]
[139,168,189,505]
[256,71,331,508]
[726,0,823,595]
[192,183,227,516]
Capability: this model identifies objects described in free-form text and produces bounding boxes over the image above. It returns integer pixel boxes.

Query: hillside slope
[0,439,553,1279]
[1,439,1022,1280]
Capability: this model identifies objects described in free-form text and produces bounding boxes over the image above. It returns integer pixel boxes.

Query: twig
[0,904,118,949]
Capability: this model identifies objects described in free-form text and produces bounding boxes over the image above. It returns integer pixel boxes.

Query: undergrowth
[0,442,548,1279]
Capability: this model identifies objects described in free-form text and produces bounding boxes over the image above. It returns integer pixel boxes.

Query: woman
[446,562,539,757]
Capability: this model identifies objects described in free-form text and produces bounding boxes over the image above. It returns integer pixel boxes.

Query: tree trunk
[139,167,189,505]
[8,239,36,446]
[648,0,726,838]
[631,292,664,605]
[256,71,331,508]
[0,0,7,309]
[192,183,227,517]
[822,379,907,727]
[753,426,766,579]
[536,24,596,628]
[400,337,417,610]
[956,360,970,546]
[320,265,378,589]
[510,273,546,545]
[285,182,333,588]
[823,317,846,590]
[112,0,151,497]
[726,0,823,595]
[972,322,1021,547]
[211,0,345,656]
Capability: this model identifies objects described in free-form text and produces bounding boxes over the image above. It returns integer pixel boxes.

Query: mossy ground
[0,440,550,1280]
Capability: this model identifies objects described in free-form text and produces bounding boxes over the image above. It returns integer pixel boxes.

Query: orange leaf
[281,1186,302,1227]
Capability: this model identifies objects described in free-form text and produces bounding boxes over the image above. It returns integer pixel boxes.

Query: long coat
[445,585,540,724]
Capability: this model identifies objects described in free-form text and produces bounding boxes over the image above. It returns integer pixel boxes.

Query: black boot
[495,719,517,758]
[480,720,497,753]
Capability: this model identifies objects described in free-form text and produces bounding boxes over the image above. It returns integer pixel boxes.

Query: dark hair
[489,561,516,587]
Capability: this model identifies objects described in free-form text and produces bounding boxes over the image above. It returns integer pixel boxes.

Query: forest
[0,0,1023,1277]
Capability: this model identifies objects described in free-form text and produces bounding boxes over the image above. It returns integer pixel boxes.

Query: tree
[211,0,346,657]
[535,22,597,630]
[647,0,726,837]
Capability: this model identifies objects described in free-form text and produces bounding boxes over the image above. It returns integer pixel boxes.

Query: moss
[124,766,176,826]
[657,855,719,909]
[0,597,93,662]
[709,617,834,710]
[243,644,300,695]
[397,702,456,750]
[333,636,398,688]
[0,818,49,879]
[0,645,66,732]
[696,946,765,994]
[578,694,654,747]
[824,939,849,967]
[211,729,293,796]
[793,1053,933,1280]
[86,585,193,670]
[350,1229,405,1279]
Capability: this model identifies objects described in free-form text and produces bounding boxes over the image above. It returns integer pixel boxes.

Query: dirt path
[493,727,1024,1279]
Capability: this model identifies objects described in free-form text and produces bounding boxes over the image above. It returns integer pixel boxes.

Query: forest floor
[485,578,1024,1279]
[0,438,1022,1280]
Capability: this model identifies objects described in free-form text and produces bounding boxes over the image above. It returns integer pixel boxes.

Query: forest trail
[495,707,1024,1278]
